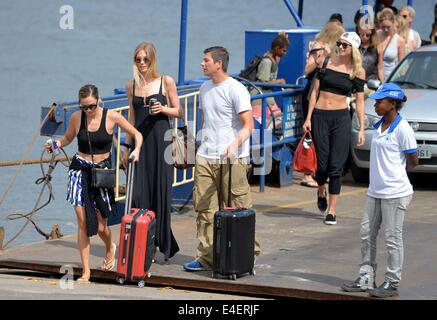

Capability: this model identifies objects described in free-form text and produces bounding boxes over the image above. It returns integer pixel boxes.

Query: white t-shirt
[368,114,417,199]
[197,77,251,159]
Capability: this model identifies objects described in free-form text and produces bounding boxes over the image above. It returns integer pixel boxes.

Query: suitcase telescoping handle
[218,156,232,210]
[124,159,135,216]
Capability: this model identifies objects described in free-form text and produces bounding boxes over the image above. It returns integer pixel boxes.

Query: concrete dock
[1,172,436,300]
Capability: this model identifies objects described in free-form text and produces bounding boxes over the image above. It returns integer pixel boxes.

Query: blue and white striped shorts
[66,154,111,207]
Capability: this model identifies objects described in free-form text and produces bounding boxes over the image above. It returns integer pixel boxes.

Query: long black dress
[131,76,179,260]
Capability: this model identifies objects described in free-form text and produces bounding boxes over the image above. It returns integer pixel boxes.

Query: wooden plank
[0,260,369,300]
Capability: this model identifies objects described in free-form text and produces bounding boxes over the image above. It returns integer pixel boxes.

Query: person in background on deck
[341,83,418,298]
[251,32,289,132]
[303,32,366,226]
[122,42,182,262]
[183,46,261,271]
[45,84,143,283]
[398,6,422,52]
[377,8,405,83]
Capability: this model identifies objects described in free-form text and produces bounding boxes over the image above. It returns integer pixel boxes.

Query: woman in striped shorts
[45,84,143,283]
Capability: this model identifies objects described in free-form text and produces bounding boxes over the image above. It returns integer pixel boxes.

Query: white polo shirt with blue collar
[368,114,417,199]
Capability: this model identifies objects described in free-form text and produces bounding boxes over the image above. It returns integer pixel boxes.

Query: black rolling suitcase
[212,160,256,280]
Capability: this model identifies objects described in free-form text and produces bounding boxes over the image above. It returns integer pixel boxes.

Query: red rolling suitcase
[116,160,156,287]
[212,160,256,280]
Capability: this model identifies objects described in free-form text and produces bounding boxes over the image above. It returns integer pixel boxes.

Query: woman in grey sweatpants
[341,83,418,298]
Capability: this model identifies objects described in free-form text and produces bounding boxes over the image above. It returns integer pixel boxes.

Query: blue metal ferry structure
[39,0,415,227]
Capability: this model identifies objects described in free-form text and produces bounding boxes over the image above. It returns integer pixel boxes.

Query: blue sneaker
[183,259,205,271]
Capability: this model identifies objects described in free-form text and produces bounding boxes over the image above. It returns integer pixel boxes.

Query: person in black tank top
[45,84,143,283]
[123,42,183,261]
[303,32,366,226]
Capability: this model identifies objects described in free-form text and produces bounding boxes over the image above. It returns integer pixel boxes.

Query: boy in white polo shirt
[341,83,418,298]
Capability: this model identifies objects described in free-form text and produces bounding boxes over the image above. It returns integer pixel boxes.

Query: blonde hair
[395,15,408,43]
[399,6,416,19]
[133,42,160,87]
[334,45,362,79]
[377,7,395,24]
[350,46,363,80]
[315,21,346,53]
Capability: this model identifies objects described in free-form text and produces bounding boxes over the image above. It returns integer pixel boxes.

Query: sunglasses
[135,57,149,64]
[79,103,98,111]
[309,47,324,55]
[360,33,372,38]
[336,41,351,49]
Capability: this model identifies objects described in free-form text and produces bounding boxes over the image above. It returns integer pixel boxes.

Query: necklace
[360,46,368,55]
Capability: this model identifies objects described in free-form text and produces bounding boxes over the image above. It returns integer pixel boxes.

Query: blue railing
[249,87,304,192]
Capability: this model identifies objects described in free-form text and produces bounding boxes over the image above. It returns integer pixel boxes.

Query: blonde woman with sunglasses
[303,32,366,226]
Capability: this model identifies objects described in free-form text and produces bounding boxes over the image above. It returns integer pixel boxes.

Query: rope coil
[0,103,70,250]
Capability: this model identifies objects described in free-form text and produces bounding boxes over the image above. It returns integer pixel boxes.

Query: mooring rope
[0,103,69,249]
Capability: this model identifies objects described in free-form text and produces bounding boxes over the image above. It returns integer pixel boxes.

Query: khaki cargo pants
[193,155,261,268]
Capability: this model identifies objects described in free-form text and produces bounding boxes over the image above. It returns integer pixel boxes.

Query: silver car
[350,45,437,182]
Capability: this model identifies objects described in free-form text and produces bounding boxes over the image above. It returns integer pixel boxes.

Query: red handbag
[293,131,317,174]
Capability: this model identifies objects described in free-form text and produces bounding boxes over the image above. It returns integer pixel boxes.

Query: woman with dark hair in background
[357,25,381,97]
[430,3,437,44]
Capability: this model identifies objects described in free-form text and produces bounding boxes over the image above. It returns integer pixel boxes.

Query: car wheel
[351,158,369,183]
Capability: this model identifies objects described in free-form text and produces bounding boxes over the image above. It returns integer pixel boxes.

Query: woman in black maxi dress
[123,42,182,261]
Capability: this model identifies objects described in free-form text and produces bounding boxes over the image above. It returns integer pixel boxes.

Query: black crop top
[317,68,365,97]
[77,108,113,154]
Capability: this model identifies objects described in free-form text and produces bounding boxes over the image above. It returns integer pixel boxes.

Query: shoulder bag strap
[84,115,95,166]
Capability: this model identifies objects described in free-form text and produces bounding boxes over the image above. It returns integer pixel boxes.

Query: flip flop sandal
[102,243,116,271]
[76,275,90,284]
[300,180,318,188]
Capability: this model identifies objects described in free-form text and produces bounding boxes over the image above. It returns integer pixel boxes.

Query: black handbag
[85,115,116,189]
[91,166,116,189]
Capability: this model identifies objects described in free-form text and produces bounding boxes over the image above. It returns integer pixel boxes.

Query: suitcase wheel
[138,280,145,288]
[230,274,237,281]
[250,269,256,276]
[116,277,125,285]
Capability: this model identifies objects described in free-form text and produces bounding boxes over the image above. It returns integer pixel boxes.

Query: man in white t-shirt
[183,46,261,271]
[341,83,418,298]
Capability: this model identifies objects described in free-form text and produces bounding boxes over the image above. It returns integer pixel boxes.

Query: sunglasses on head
[135,57,149,64]
[337,41,351,49]
[79,103,98,111]
[309,47,324,55]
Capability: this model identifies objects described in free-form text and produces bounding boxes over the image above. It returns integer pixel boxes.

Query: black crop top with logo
[316,67,365,97]
[77,108,113,154]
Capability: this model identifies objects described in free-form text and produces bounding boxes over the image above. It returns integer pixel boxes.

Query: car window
[390,52,437,89]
